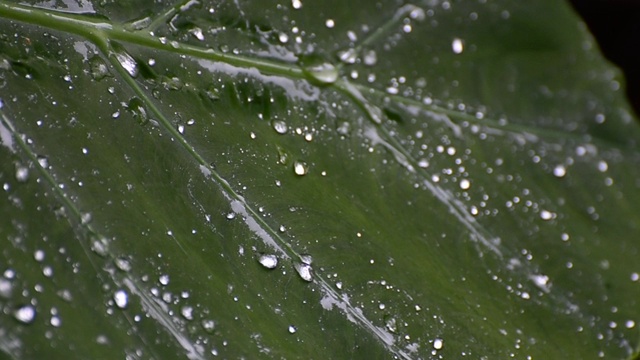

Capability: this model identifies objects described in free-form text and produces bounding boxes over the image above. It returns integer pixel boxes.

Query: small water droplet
[452,38,464,54]
[459,179,471,190]
[336,121,351,137]
[14,305,36,324]
[293,161,308,176]
[418,159,429,168]
[226,212,236,220]
[295,263,313,282]
[553,165,566,178]
[114,257,132,272]
[363,50,377,66]
[300,254,312,265]
[288,325,297,333]
[202,319,216,333]
[384,315,397,333]
[91,237,109,257]
[258,254,278,269]
[89,55,111,81]
[325,19,335,28]
[159,274,170,286]
[272,120,288,134]
[15,165,29,183]
[433,338,444,350]
[181,306,194,320]
[540,210,555,221]
[337,48,358,64]
[291,0,302,9]
[114,290,128,309]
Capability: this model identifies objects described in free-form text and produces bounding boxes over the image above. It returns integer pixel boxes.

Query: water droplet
[384,315,397,333]
[202,319,216,333]
[295,263,313,282]
[114,290,128,309]
[598,160,608,172]
[337,48,358,64]
[452,38,464,54]
[288,325,297,333]
[293,161,308,176]
[258,254,278,269]
[363,50,377,66]
[433,338,444,350]
[0,278,13,298]
[91,237,109,257]
[553,165,566,178]
[272,120,288,134]
[15,165,29,183]
[291,0,302,9]
[336,121,351,137]
[89,55,110,81]
[181,306,194,320]
[418,159,429,168]
[540,210,555,221]
[114,257,132,272]
[299,56,338,85]
[14,305,36,324]
[159,274,170,286]
[114,49,139,77]
[226,212,236,220]
[325,19,335,28]
[126,97,149,125]
[459,179,471,190]
[300,254,313,265]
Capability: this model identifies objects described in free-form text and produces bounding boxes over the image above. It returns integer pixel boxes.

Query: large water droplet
[14,305,36,324]
[433,338,444,350]
[363,50,377,66]
[258,254,278,269]
[452,38,464,54]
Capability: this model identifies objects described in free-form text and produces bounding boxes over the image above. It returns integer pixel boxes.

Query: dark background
[570,0,640,117]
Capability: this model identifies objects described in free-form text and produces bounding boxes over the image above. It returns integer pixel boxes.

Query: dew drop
[114,290,128,309]
[293,161,308,176]
[291,0,302,9]
[258,254,278,269]
[288,325,297,333]
[89,55,111,81]
[14,305,36,324]
[295,263,313,282]
[325,19,335,28]
[272,120,288,134]
[459,179,471,190]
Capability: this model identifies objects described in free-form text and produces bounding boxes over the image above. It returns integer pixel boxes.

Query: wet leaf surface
[1,0,640,358]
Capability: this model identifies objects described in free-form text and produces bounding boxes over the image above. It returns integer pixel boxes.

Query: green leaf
[1,0,640,358]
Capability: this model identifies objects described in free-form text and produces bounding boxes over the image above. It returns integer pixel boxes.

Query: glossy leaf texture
[1,0,640,358]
